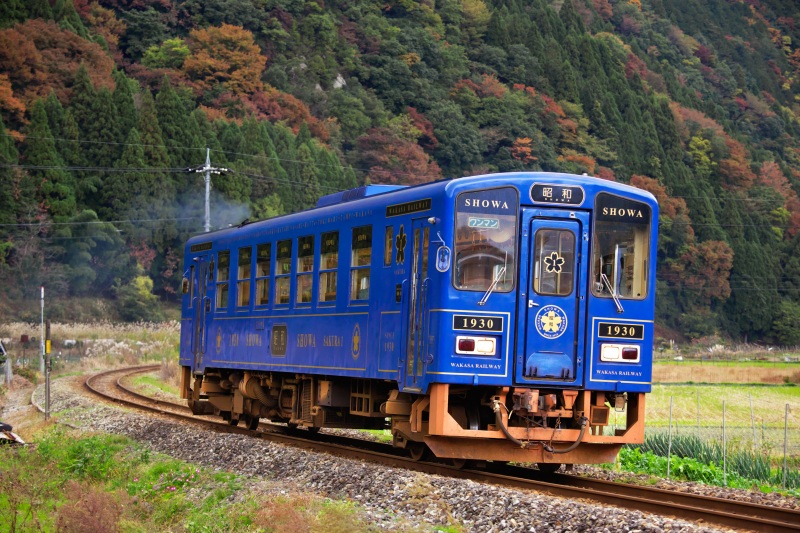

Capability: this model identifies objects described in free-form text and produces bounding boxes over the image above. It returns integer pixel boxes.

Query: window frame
[215,250,230,311]
[350,225,372,302]
[275,239,292,306]
[255,243,271,307]
[319,231,339,304]
[296,235,314,305]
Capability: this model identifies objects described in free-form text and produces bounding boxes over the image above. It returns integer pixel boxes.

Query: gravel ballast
[5,375,793,532]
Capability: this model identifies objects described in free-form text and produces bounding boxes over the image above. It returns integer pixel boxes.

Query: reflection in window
[533,230,574,296]
[592,194,651,299]
[454,188,518,292]
[276,240,291,304]
[216,251,230,309]
[237,247,251,307]
[296,236,314,304]
[255,243,270,306]
[384,226,393,266]
[350,226,371,301]
[319,232,338,303]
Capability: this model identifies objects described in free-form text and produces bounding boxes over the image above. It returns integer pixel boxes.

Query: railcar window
[237,247,252,307]
[533,230,574,296]
[592,193,651,299]
[297,236,314,304]
[255,243,271,306]
[454,187,518,292]
[384,226,393,266]
[276,240,291,305]
[351,226,372,301]
[216,251,230,310]
[188,265,195,308]
[319,231,338,303]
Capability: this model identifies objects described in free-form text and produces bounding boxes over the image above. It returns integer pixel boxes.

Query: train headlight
[456,336,497,356]
[600,344,640,363]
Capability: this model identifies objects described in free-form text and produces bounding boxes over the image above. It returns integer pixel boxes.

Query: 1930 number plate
[453,315,503,332]
[597,322,644,340]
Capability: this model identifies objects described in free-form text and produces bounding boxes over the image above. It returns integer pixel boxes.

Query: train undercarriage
[181,367,644,466]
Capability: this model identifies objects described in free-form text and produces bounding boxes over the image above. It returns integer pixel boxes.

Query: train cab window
[592,193,651,299]
[350,226,372,301]
[237,247,252,307]
[319,231,338,303]
[216,251,230,310]
[255,243,271,306]
[384,226,393,266]
[276,239,292,305]
[296,236,314,304]
[454,187,518,292]
[533,230,574,296]
[187,265,195,308]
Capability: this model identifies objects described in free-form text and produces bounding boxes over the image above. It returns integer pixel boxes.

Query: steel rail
[84,367,800,533]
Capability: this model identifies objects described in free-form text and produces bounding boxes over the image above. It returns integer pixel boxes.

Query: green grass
[0,427,431,532]
[131,375,180,397]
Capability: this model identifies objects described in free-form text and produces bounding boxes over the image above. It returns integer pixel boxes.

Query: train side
[179,171,658,466]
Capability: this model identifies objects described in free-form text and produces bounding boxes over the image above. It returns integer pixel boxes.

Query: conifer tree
[112,70,137,146]
[155,77,200,179]
[294,143,321,211]
[22,100,76,222]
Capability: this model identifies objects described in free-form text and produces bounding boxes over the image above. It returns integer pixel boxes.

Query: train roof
[185,172,657,247]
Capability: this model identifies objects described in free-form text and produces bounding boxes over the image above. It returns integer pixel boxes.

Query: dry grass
[654,363,800,384]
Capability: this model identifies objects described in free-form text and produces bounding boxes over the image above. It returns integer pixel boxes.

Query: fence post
[749,393,756,452]
[696,389,700,440]
[784,403,789,490]
[723,400,727,487]
[668,396,674,480]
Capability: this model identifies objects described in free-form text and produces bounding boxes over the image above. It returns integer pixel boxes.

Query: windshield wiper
[601,273,624,313]
[479,265,506,306]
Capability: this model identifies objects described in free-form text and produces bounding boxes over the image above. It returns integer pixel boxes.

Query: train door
[516,210,588,385]
[190,253,213,374]
[402,218,430,391]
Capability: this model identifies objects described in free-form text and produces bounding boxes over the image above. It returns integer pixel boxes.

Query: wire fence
[611,389,799,489]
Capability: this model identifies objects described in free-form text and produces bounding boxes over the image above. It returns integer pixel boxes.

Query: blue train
[179,172,658,467]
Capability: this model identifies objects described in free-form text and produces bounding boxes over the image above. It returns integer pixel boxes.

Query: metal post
[723,400,727,487]
[783,403,789,490]
[44,320,51,421]
[696,389,700,439]
[749,393,756,452]
[204,147,211,232]
[667,396,674,480]
[39,286,44,374]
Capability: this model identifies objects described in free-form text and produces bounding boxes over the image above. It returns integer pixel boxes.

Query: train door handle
[528,300,539,307]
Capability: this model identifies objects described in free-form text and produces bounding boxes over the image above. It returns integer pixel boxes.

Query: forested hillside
[1,0,799,343]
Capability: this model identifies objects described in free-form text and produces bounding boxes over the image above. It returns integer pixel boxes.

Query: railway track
[85,366,800,533]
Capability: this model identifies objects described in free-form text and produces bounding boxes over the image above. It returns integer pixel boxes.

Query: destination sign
[190,242,212,252]
[386,198,432,217]
[595,193,651,224]
[597,322,644,340]
[453,315,504,332]
[530,184,585,206]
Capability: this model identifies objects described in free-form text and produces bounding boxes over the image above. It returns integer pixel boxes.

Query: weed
[55,480,130,533]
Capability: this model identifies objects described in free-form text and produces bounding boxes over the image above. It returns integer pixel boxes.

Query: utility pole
[190,148,229,232]
[39,286,44,374]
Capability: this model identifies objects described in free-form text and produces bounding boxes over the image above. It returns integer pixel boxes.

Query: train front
[394,175,658,466]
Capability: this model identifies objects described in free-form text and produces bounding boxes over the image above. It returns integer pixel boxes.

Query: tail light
[600,344,640,363]
[456,336,497,356]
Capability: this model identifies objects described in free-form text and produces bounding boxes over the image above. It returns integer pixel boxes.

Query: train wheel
[537,463,562,474]
[228,417,239,426]
[407,442,428,461]
[449,458,468,469]
[246,416,260,430]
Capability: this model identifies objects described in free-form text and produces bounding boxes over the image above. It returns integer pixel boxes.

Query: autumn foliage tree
[182,24,265,96]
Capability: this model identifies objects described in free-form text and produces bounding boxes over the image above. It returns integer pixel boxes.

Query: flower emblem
[543,251,564,274]
[540,311,562,333]
[395,225,407,264]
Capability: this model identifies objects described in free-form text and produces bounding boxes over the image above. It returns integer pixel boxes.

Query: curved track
[85,366,800,533]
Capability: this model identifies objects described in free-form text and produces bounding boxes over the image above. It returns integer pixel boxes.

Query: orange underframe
[420,383,645,463]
